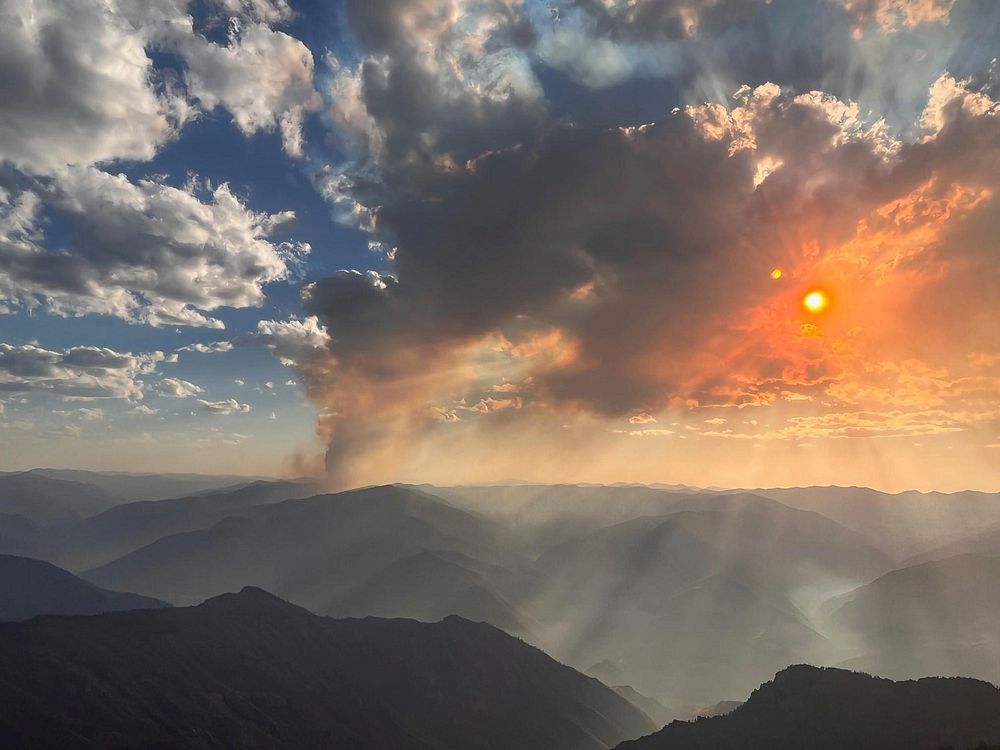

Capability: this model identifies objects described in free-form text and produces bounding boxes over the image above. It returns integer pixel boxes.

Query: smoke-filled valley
[4,470,1000,731]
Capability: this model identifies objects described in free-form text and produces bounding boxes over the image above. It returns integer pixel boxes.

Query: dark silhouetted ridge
[0,586,653,749]
[618,664,1000,750]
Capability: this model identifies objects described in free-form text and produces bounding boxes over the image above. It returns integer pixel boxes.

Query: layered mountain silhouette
[0,553,167,621]
[0,587,654,749]
[617,665,1000,750]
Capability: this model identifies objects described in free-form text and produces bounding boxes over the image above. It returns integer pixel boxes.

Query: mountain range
[3,471,999,713]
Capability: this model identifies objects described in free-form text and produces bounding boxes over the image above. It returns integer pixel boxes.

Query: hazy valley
[3,469,1000,748]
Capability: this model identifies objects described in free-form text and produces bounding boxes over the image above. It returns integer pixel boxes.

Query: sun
[802,290,828,313]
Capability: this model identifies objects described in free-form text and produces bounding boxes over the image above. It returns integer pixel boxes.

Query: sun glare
[770,268,783,279]
[802,290,828,313]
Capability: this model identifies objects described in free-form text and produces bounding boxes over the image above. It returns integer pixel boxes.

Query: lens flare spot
[770,268,783,280]
[803,290,828,313]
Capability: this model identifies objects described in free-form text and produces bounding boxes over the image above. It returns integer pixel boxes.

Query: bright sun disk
[803,290,828,313]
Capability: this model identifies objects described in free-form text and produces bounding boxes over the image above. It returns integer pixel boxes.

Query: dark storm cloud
[325,0,547,185]
[306,114,758,414]
[562,0,765,42]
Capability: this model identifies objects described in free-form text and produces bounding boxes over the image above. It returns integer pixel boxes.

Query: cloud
[0,168,309,327]
[549,0,764,43]
[216,0,294,25]
[613,427,676,437]
[172,19,320,156]
[629,413,657,424]
[322,0,546,209]
[153,378,205,398]
[198,398,251,415]
[0,0,189,175]
[835,0,955,36]
[0,342,162,400]
[0,0,320,176]
[277,67,1000,485]
[39,424,83,440]
[255,316,336,399]
[177,341,235,354]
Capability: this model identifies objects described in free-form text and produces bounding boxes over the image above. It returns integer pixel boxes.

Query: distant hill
[421,484,695,551]
[83,485,530,609]
[0,554,167,622]
[22,468,276,502]
[0,587,654,749]
[325,549,529,635]
[0,471,123,526]
[823,554,1000,683]
[904,521,1000,566]
[752,486,1000,560]
[36,479,321,571]
[617,665,1000,750]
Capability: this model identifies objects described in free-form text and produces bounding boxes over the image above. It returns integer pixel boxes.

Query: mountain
[0,471,123,526]
[325,549,529,635]
[523,495,889,705]
[420,484,700,552]
[904,521,1000,565]
[0,514,42,558]
[34,479,322,571]
[753,486,1000,560]
[0,587,654,749]
[0,554,167,621]
[612,685,675,726]
[24,468,275,502]
[83,485,530,609]
[81,485,896,706]
[823,554,1000,683]
[617,665,1000,750]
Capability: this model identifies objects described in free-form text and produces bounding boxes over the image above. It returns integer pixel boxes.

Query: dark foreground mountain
[0,554,167,622]
[617,664,1000,750]
[0,587,654,750]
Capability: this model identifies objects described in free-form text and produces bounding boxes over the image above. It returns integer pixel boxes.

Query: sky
[0,0,998,491]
